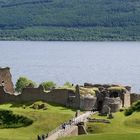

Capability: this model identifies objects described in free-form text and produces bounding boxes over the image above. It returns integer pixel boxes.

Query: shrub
[15,77,36,92]
[0,109,33,128]
[120,108,124,112]
[63,82,73,88]
[124,108,133,116]
[124,100,140,116]
[132,100,140,112]
[40,81,56,91]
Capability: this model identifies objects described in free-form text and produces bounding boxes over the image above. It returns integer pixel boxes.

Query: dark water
[0,41,140,92]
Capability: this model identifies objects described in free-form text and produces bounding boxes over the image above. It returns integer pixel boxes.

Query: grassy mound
[0,109,33,128]
[29,101,47,110]
[124,112,140,129]
[0,103,74,140]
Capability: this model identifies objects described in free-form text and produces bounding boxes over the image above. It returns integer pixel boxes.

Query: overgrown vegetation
[124,100,140,116]
[40,81,56,91]
[108,86,126,92]
[15,77,36,92]
[0,0,140,40]
[0,109,33,128]
[63,82,73,88]
[79,87,96,96]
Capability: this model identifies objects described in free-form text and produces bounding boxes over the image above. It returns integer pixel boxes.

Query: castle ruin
[0,67,140,113]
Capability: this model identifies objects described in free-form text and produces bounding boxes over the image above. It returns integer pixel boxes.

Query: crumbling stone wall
[0,86,15,103]
[102,97,122,113]
[130,93,140,104]
[0,80,132,112]
[80,96,97,111]
[0,85,80,109]
[123,93,131,107]
[0,67,14,94]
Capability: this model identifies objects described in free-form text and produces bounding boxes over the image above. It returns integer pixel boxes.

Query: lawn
[60,112,140,140]
[0,102,75,140]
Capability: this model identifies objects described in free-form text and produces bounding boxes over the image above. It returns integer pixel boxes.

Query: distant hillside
[0,0,140,41]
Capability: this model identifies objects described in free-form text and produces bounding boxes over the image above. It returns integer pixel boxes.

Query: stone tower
[0,67,14,94]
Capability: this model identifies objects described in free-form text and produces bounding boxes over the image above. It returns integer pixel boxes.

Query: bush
[40,81,56,91]
[15,77,36,92]
[120,108,124,112]
[124,100,140,116]
[0,109,33,128]
[124,108,133,116]
[63,82,73,88]
[132,101,140,112]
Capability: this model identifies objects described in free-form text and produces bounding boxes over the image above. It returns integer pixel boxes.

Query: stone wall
[80,96,97,111]
[16,87,76,106]
[0,85,80,109]
[102,97,122,113]
[0,67,14,94]
[130,93,140,104]
[0,81,132,112]
[123,93,131,107]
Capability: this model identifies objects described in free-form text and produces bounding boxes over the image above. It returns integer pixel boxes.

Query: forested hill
[0,0,140,41]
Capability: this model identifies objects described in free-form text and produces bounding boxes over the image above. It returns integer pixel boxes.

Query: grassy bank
[0,103,75,140]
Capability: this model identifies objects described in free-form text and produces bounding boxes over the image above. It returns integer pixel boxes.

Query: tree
[63,82,73,88]
[40,81,56,91]
[15,77,36,92]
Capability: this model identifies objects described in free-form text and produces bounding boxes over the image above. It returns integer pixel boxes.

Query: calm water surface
[0,41,140,92]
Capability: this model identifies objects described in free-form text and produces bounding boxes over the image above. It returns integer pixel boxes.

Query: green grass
[60,112,140,140]
[0,102,75,140]
[60,133,140,140]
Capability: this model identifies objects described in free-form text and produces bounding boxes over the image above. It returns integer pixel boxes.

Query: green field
[0,102,75,140]
[61,112,140,140]
[0,0,140,40]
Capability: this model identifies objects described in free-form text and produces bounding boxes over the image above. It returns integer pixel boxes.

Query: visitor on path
[37,135,41,140]
[41,134,45,140]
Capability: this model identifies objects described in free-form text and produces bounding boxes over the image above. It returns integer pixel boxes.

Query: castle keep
[0,67,140,113]
[0,67,14,94]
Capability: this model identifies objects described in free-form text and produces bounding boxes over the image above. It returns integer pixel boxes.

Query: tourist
[41,134,45,140]
[37,135,41,140]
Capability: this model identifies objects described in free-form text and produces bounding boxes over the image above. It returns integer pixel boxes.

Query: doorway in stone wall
[97,100,103,111]
[110,92,119,98]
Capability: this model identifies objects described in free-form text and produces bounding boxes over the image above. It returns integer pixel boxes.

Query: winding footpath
[45,111,97,140]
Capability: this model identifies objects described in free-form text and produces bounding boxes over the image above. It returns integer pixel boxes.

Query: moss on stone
[108,86,126,92]
[92,87,100,93]
[79,87,96,96]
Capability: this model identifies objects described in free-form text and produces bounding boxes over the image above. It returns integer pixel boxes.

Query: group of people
[62,119,74,130]
[37,134,48,140]
[37,112,80,140]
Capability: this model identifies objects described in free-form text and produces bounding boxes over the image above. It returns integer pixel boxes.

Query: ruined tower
[0,67,14,94]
